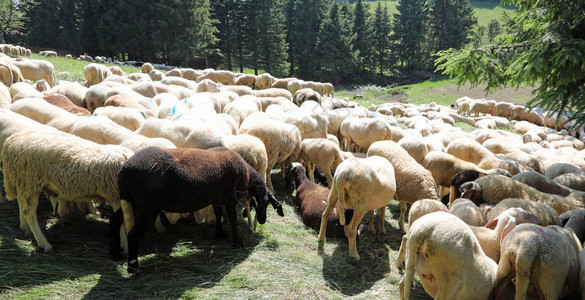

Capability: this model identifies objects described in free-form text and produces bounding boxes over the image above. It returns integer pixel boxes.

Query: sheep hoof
[127,260,140,276]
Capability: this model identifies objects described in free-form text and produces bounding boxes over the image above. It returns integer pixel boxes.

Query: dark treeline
[14,0,483,84]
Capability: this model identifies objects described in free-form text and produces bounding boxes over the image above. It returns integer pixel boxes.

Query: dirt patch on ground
[429,83,536,104]
[374,89,408,103]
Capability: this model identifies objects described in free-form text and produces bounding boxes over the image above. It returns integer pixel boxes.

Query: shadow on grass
[319,217,394,296]
[0,197,261,299]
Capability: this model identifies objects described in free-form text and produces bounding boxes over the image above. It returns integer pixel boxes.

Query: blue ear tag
[176,113,184,119]
[182,98,188,103]
[140,111,146,119]
[172,105,176,115]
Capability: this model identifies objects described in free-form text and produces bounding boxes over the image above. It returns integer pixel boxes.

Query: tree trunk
[0,32,5,44]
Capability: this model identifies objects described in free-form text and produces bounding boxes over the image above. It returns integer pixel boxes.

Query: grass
[0,172,431,299]
[367,0,515,27]
[28,54,141,84]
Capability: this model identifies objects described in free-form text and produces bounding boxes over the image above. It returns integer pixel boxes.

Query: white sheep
[254,73,275,90]
[318,156,396,260]
[398,211,497,300]
[2,129,134,252]
[421,151,487,197]
[92,106,146,131]
[239,118,301,191]
[449,198,487,226]
[298,138,345,188]
[483,198,561,226]
[446,137,528,175]
[367,141,438,232]
[136,118,226,150]
[282,108,328,140]
[9,98,79,132]
[460,174,583,215]
[339,116,393,152]
[496,223,581,299]
[253,88,293,101]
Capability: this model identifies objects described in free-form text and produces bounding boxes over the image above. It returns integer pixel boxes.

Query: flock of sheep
[2,44,585,298]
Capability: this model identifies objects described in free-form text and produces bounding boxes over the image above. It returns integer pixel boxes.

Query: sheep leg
[396,235,407,269]
[225,202,243,247]
[378,207,386,234]
[265,161,276,192]
[347,210,366,261]
[324,168,334,189]
[18,194,53,253]
[212,204,227,239]
[448,186,456,207]
[308,162,315,182]
[399,234,419,300]
[126,212,155,275]
[494,254,515,299]
[318,185,339,241]
[514,252,537,300]
[109,208,125,260]
[368,210,376,234]
[399,201,407,233]
[17,201,31,236]
[153,215,166,233]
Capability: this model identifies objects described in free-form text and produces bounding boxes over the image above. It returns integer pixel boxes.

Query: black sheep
[285,163,354,238]
[109,147,283,274]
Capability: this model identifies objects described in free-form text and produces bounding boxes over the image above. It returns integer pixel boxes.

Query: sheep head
[459,181,484,206]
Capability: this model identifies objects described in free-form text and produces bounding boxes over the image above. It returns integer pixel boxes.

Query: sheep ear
[500,217,518,243]
[486,218,498,229]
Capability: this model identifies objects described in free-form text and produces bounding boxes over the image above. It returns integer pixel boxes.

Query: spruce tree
[256,0,289,77]
[371,2,391,77]
[391,0,428,70]
[24,0,58,48]
[428,0,476,53]
[290,0,327,79]
[314,1,356,84]
[353,0,371,71]
[487,18,502,44]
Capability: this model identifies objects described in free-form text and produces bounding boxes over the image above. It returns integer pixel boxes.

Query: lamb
[110,147,283,274]
[83,63,113,86]
[11,59,57,87]
[398,211,497,300]
[43,94,90,116]
[495,223,581,299]
[339,116,393,152]
[195,70,235,85]
[318,156,396,260]
[459,174,584,215]
[298,138,345,188]
[3,129,134,253]
[239,118,302,192]
[285,163,353,238]
[92,106,145,132]
[560,209,585,244]
[367,141,438,232]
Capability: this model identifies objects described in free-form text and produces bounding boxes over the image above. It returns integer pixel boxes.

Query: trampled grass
[0,172,431,299]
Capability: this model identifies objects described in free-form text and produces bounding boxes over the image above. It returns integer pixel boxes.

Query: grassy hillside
[367,0,514,27]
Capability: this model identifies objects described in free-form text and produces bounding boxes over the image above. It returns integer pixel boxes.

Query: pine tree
[487,18,502,44]
[24,0,58,48]
[352,0,371,71]
[212,0,243,70]
[256,0,289,77]
[391,0,428,70]
[314,1,356,84]
[428,0,476,53]
[290,0,327,79]
[371,2,392,77]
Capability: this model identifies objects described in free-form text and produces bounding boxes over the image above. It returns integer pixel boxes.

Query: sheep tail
[337,183,346,226]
